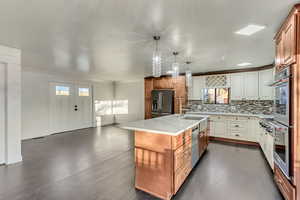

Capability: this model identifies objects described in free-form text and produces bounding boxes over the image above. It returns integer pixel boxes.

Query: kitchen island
[121,114,209,200]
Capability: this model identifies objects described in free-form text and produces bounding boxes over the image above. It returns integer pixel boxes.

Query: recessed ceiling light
[235,24,266,36]
[237,62,252,67]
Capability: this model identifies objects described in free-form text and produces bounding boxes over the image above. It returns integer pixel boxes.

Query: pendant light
[152,36,162,77]
[185,61,192,88]
[172,52,179,78]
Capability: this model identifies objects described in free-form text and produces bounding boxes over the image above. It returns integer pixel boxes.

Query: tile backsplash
[187,100,273,115]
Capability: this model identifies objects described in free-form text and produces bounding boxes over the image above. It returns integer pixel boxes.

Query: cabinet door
[267,134,274,170]
[153,77,174,89]
[212,120,227,137]
[191,76,205,100]
[244,72,259,100]
[145,78,153,99]
[230,73,244,100]
[259,69,274,100]
[283,15,296,65]
[275,35,284,69]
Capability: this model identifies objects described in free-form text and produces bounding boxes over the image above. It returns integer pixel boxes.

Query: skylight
[235,24,266,36]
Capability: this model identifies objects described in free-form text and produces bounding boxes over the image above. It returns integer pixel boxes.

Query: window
[79,88,89,96]
[56,86,70,96]
[95,100,112,115]
[113,100,128,114]
[94,100,129,115]
[203,88,230,104]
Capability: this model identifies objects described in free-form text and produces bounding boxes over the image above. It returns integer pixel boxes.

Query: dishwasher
[191,124,200,168]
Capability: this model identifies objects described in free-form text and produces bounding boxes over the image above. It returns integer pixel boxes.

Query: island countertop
[120,114,208,136]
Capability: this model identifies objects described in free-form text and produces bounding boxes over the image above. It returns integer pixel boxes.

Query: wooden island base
[134,128,209,200]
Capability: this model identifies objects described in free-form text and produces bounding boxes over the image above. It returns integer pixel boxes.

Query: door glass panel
[56,86,70,96]
[78,88,89,96]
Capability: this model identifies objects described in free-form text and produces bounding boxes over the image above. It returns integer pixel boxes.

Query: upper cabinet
[230,73,244,100]
[153,77,174,89]
[189,76,205,100]
[275,35,284,69]
[259,69,274,100]
[244,71,259,100]
[229,69,274,101]
[275,13,297,71]
[283,15,296,65]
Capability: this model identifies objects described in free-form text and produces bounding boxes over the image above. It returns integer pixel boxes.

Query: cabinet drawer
[230,121,247,129]
[274,165,295,200]
[174,165,191,193]
[172,129,192,149]
[229,130,244,138]
[174,141,191,171]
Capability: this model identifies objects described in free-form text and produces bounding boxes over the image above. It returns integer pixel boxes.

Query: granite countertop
[120,114,208,136]
[185,111,273,119]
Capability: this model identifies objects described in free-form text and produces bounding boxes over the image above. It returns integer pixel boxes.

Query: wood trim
[293,11,300,200]
[144,64,274,79]
[209,136,260,147]
[192,64,274,76]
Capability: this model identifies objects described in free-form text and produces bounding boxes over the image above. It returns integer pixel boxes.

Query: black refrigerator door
[161,90,174,114]
[151,90,174,114]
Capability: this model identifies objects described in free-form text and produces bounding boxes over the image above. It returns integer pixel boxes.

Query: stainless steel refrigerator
[151,90,174,118]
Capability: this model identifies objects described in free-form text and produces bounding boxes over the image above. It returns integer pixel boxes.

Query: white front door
[73,84,92,130]
[49,82,93,134]
[0,63,6,164]
[49,82,74,133]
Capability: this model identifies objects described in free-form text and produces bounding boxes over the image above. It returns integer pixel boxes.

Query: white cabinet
[229,69,274,101]
[259,69,274,100]
[259,130,274,170]
[209,115,259,142]
[244,72,259,100]
[230,73,244,100]
[189,76,205,100]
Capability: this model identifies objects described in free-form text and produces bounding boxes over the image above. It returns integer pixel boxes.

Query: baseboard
[209,136,259,147]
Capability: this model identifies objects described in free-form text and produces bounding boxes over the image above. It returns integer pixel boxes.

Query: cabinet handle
[235,134,240,137]
[235,125,239,128]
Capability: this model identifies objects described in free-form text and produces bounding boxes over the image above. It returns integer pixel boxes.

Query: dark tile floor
[0,126,283,200]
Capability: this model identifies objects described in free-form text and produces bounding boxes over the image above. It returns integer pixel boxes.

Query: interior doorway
[49,82,93,134]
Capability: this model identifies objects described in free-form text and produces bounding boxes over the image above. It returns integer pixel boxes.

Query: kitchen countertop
[120,114,208,136]
[185,111,273,119]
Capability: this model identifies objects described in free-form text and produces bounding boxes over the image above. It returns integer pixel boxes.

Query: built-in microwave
[272,68,290,126]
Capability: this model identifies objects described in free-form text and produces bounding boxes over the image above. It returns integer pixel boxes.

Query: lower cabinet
[274,165,296,200]
[134,127,209,200]
[258,127,274,170]
[209,115,259,142]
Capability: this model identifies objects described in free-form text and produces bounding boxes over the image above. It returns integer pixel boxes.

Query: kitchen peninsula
[121,115,209,200]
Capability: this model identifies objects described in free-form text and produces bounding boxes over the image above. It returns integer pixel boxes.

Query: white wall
[114,80,144,124]
[21,71,114,140]
[0,45,22,164]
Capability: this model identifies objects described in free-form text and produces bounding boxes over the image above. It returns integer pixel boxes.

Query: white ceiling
[0,0,298,81]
